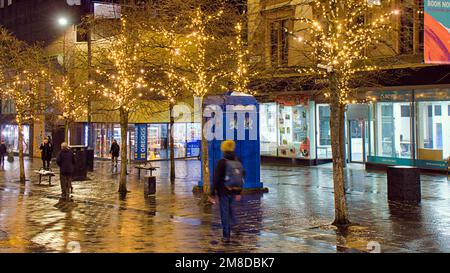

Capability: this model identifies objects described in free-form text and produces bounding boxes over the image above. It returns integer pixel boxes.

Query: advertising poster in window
[424,0,450,64]
[134,124,148,161]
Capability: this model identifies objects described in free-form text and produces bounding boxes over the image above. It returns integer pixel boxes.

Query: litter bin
[144,176,156,196]
[387,166,421,204]
[70,145,87,181]
[86,148,94,172]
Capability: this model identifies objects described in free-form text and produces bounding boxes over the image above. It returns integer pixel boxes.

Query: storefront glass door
[348,120,368,163]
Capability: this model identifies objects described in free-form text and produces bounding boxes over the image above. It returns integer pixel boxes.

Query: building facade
[2,0,450,171]
[248,0,450,171]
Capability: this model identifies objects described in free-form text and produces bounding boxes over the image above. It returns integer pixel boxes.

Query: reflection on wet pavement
[0,158,449,253]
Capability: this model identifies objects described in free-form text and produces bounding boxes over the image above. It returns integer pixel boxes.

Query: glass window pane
[376,102,411,159]
[435,105,442,116]
[317,104,331,159]
[260,103,278,156]
[418,101,450,160]
[173,123,187,158]
[148,124,168,160]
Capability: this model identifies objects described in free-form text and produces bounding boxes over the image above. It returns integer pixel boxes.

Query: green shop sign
[367,156,447,171]
[367,156,414,166]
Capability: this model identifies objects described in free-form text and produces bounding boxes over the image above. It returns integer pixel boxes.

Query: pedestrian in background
[56,142,75,201]
[0,140,7,169]
[110,139,120,168]
[39,137,53,170]
[210,140,244,243]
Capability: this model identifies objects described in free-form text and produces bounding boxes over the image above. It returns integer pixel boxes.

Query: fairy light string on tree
[94,16,149,194]
[287,0,400,225]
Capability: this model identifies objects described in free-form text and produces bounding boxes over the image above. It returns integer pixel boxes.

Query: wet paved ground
[0,158,449,253]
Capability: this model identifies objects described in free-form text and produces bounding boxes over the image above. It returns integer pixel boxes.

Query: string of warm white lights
[51,75,89,123]
[178,7,226,98]
[2,69,47,124]
[95,17,149,113]
[229,22,255,95]
[290,0,400,104]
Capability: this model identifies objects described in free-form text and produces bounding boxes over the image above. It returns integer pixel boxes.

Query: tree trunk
[87,101,93,148]
[18,122,26,183]
[200,97,210,195]
[86,27,93,149]
[119,108,129,194]
[329,75,350,226]
[169,102,176,183]
[64,120,69,144]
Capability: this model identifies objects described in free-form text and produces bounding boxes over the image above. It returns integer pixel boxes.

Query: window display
[173,123,187,158]
[260,103,278,156]
[0,125,30,154]
[186,123,201,157]
[93,124,122,158]
[417,101,450,161]
[376,102,412,159]
[148,124,168,159]
[260,102,312,159]
[278,104,310,158]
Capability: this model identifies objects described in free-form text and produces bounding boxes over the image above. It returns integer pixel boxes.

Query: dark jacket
[211,152,244,197]
[56,148,75,175]
[0,144,7,156]
[40,142,53,161]
[110,142,120,157]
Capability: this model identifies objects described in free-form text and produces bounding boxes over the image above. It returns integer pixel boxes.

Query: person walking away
[40,137,53,170]
[0,140,7,169]
[210,140,244,243]
[110,139,120,168]
[56,142,75,201]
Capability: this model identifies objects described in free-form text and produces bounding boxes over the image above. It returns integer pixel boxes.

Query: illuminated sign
[94,2,121,19]
[424,0,450,64]
[134,124,148,161]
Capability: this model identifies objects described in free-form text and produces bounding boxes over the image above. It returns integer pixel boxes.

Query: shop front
[91,122,201,161]
[259,95,333,165]
[258,87,450,171]
[0,124,31,155]
[366,88,450,172]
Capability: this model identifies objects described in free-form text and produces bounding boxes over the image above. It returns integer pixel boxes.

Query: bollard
[144,176,156,196]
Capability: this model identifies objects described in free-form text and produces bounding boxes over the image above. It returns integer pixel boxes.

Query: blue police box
[199,92,265,192]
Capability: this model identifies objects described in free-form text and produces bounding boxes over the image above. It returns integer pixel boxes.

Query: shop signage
[424,0,450,64]
[187,140,201,157]
[415,159,448,170]
[134,124,147,161]
[367,156,414,166]
[367,156,448,170]
[275,95,310,106]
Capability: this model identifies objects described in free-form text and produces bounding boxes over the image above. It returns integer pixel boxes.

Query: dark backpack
[224,159,244,191]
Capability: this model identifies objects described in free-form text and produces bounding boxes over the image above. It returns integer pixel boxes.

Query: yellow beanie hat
[221,140,236,153]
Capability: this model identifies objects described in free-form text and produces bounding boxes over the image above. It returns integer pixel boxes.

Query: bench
[135,164,159,178]
[34,169,56,185]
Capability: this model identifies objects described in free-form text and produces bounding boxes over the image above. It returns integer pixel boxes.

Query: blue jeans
[219,195,237,238]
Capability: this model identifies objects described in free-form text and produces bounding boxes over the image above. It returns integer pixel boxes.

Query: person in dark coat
[0,140,7,168]
[110,139,120,167]
[56,142,75,201]
[39,137,53,170]
[210,140,244,242]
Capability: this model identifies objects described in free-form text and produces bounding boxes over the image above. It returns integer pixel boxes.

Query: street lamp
[58,17,69,71]
[58,17,68,27]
